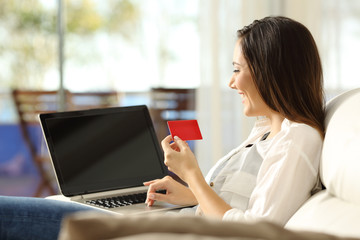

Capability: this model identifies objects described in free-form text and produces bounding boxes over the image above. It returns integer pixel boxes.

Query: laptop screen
[40,105,167,197]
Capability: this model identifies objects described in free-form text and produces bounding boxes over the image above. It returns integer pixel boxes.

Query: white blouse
[204,118,323,226]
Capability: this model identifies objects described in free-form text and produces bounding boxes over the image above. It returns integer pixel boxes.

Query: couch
[58,88,360,240]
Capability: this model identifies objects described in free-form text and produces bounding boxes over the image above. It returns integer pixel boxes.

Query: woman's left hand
[144,176,198,207]
[161,135,201,183]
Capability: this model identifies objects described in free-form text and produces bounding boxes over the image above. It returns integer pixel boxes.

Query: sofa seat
[286,191,360,238]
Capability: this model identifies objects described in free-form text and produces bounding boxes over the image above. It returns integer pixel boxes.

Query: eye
[233,69,240,73]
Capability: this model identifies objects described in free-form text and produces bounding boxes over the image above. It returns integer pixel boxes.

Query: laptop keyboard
[85,190,166,209]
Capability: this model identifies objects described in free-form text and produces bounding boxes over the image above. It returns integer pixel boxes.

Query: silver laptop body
[40,105,189,214]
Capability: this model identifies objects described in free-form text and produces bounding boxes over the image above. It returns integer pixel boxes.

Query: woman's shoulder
[279,119,322,144]
[269,119,323,161]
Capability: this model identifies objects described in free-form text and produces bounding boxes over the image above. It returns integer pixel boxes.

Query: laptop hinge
[70,195,83,201]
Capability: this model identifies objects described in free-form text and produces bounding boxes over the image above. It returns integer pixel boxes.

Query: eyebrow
[233,61,249,70]
[232,61,242,66]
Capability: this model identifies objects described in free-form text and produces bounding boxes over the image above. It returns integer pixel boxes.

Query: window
[0,0,200,197]
[322,0,360,91]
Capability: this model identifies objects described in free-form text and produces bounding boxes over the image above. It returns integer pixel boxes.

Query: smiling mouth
[239,92,245,103]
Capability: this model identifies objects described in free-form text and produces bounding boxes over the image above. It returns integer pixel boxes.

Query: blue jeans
[0,196,98,240]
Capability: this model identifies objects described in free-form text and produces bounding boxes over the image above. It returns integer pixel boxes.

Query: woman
[144,16,324,225]
[0,16,324,239]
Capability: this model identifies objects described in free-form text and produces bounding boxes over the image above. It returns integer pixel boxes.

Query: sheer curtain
[196,0,284,173]
[319,0,360,98]
[195,0,360,173]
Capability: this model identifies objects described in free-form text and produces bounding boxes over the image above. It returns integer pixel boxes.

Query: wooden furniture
[11,89,120,197]
[68,91,119,111]
[149,88,196,143]
[11,90,63,197]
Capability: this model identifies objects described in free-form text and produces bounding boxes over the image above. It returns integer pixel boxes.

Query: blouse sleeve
[222,123,323,226]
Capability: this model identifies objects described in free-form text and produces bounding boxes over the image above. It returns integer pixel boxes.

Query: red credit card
[167,120,203,141]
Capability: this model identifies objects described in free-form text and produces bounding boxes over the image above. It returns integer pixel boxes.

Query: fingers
[162,135,188,153]
[161,135,193,181]
[173,136,188,150]
[145,178,165,206]
[143,179,159,186]
[146,192,167,205]
[161,135,174,152]
[170,142,180,152]
[145,186,157,206]
[145,176,175,206]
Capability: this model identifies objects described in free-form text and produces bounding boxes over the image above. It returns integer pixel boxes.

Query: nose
[228,75,236,89]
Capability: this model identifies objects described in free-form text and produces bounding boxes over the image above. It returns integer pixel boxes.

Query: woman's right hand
[144,176,198,207]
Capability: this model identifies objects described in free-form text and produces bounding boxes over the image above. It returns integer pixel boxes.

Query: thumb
[174,136,188,149]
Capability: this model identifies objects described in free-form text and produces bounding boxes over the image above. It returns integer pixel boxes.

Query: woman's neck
[266,112,285,139]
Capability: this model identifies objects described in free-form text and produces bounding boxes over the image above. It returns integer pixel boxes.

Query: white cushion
[321,88,360,204]
[285,191,360,238]
[286,88,360,237]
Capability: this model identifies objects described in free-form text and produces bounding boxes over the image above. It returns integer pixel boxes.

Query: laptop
[39,105,188,215]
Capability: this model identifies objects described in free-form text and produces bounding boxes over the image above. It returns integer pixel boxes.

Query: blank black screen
[42,106,166,196]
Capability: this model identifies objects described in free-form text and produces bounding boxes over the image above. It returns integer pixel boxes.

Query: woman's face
[229,40,270,117]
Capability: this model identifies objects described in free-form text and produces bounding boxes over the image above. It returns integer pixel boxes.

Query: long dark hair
[238,16,325,138]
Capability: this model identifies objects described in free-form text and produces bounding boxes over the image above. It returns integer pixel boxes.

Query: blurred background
[0,0,359,197]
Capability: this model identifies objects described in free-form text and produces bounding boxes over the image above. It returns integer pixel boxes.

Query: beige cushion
[58,212,356,240]
[321,88,360,203]
[286,191,360,238]
[286,88,360,238]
